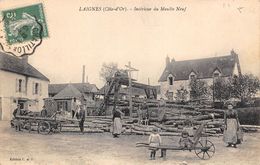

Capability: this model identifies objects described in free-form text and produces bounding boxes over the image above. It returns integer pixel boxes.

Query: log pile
[59,102,258,135]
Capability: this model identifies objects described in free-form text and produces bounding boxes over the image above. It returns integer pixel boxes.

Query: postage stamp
[0,3,48,56]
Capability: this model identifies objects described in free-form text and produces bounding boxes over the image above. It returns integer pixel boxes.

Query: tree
[99,62,119,82]
[189,78,210,101]
[175,86,189,103]
[230,74,260,105]
[211,77,232,103]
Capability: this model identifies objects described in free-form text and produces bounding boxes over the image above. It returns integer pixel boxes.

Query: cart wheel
[194,140,215,160]
[38,121,51,135]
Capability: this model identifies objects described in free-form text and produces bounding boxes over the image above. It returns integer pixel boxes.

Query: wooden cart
[136,123,216,160]
[10,112,77,135]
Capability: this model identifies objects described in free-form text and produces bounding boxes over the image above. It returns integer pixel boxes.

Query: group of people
[146,102,243,160]
[12,98,243,160]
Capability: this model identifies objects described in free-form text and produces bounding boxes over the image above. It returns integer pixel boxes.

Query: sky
[0,0,259,88]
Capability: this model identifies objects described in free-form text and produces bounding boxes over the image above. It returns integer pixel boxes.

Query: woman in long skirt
[112,109,122,138]
[223,104,240,148]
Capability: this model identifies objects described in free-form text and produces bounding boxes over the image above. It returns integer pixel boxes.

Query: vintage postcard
[0,0,259,165]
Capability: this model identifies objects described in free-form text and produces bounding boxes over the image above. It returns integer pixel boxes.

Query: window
[35,83,39,94]
[33,82,41,95]
[168,77,173,85]
[190,75,195,79]
[18,79,22,92]
[213,73,220,77]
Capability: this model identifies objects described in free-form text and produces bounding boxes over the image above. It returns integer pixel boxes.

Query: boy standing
[148,128,162,160]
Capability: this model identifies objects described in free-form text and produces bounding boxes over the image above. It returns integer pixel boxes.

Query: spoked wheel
[51,122,62,133]
[194,140,215,160]
[38,121,51,135]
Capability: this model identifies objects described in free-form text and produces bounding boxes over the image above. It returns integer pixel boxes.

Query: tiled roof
[159,52,239,82]
[0,52,49,81]
[49,83,98,95]
[53,84,82,99]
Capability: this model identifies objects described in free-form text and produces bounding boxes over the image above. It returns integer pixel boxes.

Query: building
[0,52,49,120]
[158,50,241,101]
[48,83,98,111]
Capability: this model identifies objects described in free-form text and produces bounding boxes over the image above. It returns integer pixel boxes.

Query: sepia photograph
[0,0,259,165]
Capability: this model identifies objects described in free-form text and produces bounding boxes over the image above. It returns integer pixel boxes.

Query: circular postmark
[0,3,48,57]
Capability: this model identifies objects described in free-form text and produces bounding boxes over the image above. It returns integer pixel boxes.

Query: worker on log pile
[141,100,150,125]
[158,98,166,123]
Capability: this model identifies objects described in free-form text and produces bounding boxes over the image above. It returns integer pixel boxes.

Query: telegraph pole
[125,62,138,117]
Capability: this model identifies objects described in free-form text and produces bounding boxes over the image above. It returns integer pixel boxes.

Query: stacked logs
[61,102,258,135]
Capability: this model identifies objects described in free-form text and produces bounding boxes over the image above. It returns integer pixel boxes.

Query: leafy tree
[230,74,260,104]
[189,78,210,101]
[211,77,232,103]
[175,86,189,103]
[99,62,119,82]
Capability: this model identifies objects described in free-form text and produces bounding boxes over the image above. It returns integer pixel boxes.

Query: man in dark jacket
[40,106,48,117]
[13,104,21,118]
[78,105,86,134]
[13,104,22,131]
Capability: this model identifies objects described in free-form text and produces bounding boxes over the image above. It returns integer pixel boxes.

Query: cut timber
[241,125,260,129]
[152,123,179,132]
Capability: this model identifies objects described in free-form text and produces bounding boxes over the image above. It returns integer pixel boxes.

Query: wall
[0,70,49,120]
[160,78,214,100]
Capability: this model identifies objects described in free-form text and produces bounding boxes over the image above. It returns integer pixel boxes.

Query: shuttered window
[32,82,42,95]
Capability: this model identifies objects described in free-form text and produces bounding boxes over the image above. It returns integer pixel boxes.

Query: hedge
[236,107,260,125]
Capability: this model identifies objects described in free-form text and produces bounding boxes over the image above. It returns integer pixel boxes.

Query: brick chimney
[166,56,170,66]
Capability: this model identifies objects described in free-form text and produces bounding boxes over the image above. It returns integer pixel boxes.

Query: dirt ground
[0,121,259,165]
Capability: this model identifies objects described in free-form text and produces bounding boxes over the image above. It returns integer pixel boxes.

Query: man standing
[13,104,22,131]
[13,104,21,118]
[72,97,81,118]
[141,100,149,125]
[40,105,48,117]
[78,105,86,134]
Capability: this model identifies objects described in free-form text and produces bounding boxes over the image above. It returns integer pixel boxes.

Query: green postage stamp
[2,3,48,44]
[0,3,48,56]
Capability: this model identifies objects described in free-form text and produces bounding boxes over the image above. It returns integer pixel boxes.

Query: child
[148,128,162,160]
[179,130,193,151]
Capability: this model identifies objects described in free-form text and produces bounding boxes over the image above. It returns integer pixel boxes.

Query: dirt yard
[0,121,259,165]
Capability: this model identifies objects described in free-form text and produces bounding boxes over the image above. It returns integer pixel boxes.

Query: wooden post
[128,62,133,117]
[125,62,138,117]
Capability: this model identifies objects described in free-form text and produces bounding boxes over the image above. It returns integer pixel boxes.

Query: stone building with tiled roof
[0,52,49,120]
[48,83,98,111]
[159,50,241,101]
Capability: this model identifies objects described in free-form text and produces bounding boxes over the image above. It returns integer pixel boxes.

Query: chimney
[171,57,175,63]
[82,65,85,83]
[21,55,28,63]
[231,49,242,76]
[166,56,170,66]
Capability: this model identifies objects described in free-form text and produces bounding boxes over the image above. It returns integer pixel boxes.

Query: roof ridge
[173,54,233,63]
[0,52,49,81]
